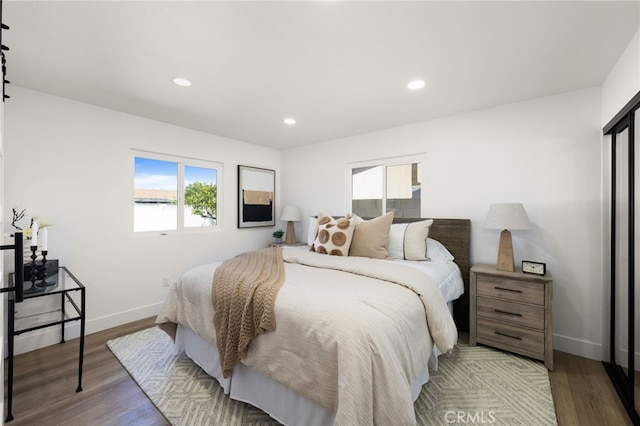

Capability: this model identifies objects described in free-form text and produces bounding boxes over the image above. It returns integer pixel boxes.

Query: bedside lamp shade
[484,203,532,272]
[280,205,302,244]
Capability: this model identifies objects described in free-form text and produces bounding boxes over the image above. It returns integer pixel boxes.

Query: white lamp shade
[484,203,532,230]
[280,205,302,222]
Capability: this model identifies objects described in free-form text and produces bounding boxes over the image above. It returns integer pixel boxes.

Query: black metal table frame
[5,266,86,422]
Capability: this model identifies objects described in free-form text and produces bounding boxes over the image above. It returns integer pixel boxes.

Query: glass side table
[6,266,86,422]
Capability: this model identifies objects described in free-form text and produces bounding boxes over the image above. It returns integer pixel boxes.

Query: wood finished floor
[3,317,636,426]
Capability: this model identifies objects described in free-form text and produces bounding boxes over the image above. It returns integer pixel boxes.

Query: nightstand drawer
[476,296,545,330]
[477,275,544,305]
[477,318,545,355]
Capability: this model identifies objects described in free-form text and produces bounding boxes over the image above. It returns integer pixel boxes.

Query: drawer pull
[494,309,522,317]
[494,330,522,340]
[494,286,522,293]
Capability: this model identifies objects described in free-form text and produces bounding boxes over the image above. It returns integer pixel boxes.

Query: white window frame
[346,153,426,216]
[132,149,224,233]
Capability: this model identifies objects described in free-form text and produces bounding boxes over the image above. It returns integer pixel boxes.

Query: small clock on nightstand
[522,260,546,276]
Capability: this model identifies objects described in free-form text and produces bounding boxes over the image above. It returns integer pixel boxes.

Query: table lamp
[484,203,532,272]
[280,205,302,244]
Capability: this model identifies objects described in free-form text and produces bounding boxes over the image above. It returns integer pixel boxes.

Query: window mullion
[177,162,185,229]
[382,166,388,214]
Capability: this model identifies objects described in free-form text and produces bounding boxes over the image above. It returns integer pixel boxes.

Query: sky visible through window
[185,165,217,187]
[134,157,216,190]
[135,157,176,190]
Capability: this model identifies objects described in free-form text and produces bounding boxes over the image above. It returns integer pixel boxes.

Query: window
[348,154,424,218]
[133,151,222,232]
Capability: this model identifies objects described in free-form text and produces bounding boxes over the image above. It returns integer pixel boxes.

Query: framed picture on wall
[238,165,276,228]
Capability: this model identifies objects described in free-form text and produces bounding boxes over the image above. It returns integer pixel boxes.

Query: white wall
[602,28,640,124]
[4,87,281,354]
[282,87,604,360]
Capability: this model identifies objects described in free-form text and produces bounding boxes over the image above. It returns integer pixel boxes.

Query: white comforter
[157,247,458,425]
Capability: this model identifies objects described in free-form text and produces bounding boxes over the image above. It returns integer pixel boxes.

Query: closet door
[604,92,640,425]
[613,123,639,411]
[635,108,640,416]
[613,125,629,372]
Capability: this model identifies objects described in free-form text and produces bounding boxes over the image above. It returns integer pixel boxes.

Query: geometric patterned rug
[107,327,557,425]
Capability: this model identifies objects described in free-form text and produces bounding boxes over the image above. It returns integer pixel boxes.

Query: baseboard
[554,332,640,368]
[5,301,164,356]
[83,301,164,335]
[553,333,605,361]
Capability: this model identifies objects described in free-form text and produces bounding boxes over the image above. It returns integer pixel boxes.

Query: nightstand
[470,263,553,370]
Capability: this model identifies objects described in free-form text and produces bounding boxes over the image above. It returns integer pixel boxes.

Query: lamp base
[284,221,297,244]
[496,229,515,272]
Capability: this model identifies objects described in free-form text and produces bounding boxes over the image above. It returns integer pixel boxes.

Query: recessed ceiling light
[407,80,426,90]
[172,77,192,87]
[284,118,296,125]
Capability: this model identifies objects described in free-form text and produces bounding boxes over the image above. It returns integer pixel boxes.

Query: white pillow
[307,216,318,245]
[387,223,408,260]
[385,219,433,261]
[427,237,455,263]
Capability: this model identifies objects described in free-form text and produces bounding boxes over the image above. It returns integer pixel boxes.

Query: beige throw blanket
[212,247,285,378]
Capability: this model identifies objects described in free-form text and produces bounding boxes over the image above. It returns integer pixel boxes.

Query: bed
[156,217,470,425]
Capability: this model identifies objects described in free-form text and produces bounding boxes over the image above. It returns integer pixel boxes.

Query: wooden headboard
[393,218,471,332]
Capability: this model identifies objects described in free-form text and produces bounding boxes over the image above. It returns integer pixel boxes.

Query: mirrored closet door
[604,92,640,425]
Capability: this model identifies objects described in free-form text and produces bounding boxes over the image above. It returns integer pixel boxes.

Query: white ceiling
[3,1,639,149]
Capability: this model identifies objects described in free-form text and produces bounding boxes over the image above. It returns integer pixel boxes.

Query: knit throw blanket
[212,247,285,378]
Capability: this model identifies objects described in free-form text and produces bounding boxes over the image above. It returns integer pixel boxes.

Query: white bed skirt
[174,324,440,425]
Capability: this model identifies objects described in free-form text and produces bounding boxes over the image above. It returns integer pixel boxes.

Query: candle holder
[35,250,56,288]
[29,245,38,285]
[23,245,44,294]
